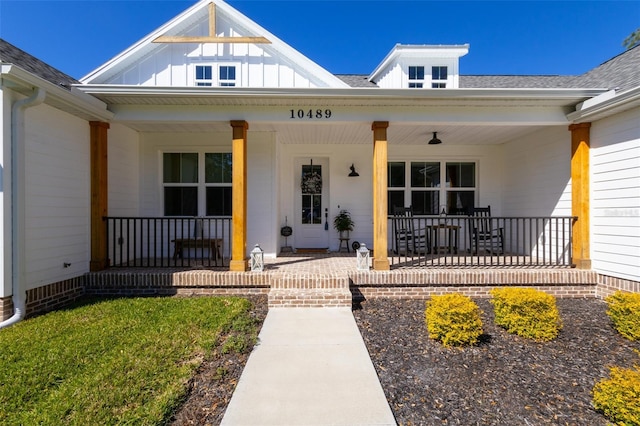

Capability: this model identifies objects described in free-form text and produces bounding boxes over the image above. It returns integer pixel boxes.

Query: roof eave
[76,84,606,98]
[2,64,113,121]
[567,86,640,122]
[75,84,607,109]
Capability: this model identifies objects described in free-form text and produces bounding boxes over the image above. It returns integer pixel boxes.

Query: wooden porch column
[372,121,390,270]
[229,121,249,271]
[90,121,110,271]
[569,122,591,269]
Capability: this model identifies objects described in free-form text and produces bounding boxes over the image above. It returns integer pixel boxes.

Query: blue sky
[1,0,638,80]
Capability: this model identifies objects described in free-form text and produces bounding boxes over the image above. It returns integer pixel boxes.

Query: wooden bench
[171,238,223,260]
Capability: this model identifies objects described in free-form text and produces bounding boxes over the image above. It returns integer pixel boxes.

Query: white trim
[568,86,640,122]
[1,64,113,122]
[76,84,606,102]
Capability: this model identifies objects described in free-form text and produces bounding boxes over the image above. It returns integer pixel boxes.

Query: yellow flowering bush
[425,293,483,347]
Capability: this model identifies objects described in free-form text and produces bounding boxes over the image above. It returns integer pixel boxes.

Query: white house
[1,0,639,324]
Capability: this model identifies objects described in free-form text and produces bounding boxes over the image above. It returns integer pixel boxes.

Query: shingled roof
[0,38,79,89]
[335,74,379,87]
[336,45,640,90]
[2,35,637,93]
[576,44,640,91]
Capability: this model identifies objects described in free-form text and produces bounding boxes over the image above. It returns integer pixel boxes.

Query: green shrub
[593,364,640,425]
[605,291,640,341]
[425,293,484,347]
[490,288,562,341]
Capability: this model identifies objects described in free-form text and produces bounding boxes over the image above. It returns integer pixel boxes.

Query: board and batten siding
[375,57,460,89]
[591,106,640,282]
[108,15,323,88]
[24,104,90,290]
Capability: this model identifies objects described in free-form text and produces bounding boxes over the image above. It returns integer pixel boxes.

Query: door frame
[293,156,330,249]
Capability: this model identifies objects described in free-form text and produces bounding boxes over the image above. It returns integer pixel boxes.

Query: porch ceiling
[126,121,541,146]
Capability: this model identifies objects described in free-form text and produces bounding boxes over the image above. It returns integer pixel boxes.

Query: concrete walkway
[221,308,396,425]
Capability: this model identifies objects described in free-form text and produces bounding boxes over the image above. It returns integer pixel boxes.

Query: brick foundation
[4,263,638,319]
[85,269,271,298]
[596,274,640,298]
[1,296,14,321]
[25,277,85,318]
[351,285,597,301]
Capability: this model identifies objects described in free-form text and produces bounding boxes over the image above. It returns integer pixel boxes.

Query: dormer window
[432,66,448,88]
[194,64,238,87]
[408,66,424,88]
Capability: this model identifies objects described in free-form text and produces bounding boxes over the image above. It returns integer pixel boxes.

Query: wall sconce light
[250,244,264,272]
[348,163,359,177]
[428,132,442,145]
[356,243,370,271]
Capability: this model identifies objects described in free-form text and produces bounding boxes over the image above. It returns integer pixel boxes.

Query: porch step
[268,272,352,308]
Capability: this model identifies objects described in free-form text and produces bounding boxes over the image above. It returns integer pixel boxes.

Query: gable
[81,0,347,89]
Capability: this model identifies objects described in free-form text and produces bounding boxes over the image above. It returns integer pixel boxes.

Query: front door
[295,157,330,249]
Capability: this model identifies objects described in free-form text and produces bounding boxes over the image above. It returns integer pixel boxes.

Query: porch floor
[86,252,599,305]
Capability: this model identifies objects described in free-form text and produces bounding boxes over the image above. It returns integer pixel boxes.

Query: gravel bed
[352,297,640,425]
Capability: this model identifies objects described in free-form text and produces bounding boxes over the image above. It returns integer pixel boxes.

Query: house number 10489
[289,109,332,119]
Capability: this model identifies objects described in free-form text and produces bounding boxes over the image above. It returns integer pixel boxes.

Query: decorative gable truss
[81,0,348,89]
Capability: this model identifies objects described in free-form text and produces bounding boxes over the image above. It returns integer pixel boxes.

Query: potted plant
[333,209,355,238]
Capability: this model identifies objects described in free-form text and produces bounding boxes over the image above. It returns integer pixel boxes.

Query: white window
[163,152,232,216]
[194,64,238,87]
[408,66,425,88]
[388,161,476,215]
[431,66,448,88]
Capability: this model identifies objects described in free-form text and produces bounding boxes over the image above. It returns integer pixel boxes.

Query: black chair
[393,206,428,255]
[470,206,504,254]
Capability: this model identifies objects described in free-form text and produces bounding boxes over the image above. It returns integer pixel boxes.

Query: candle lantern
[250,244,264,272]
[356,243,370,271]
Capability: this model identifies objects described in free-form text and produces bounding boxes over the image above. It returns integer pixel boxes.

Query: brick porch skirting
[2,267,638,320]
[84,269,271,297]
[349,269,599,300]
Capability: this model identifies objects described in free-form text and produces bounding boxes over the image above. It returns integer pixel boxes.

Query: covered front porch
[84,88,596,274]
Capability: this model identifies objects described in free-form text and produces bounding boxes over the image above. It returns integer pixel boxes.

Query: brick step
[270,273,350,290]
[268,288,352,308]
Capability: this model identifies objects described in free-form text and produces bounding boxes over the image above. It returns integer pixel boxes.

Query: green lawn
[0,296,259,425]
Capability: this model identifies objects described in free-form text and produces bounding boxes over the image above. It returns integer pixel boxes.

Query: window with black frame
[387,160,476,215]
[163,152,232,216]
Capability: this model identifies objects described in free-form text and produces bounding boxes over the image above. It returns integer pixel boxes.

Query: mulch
[352,297,640,426]
[170,295,269,426]
[171,296,640,426]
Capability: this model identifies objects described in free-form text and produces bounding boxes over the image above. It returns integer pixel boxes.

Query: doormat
[295,248,330,254]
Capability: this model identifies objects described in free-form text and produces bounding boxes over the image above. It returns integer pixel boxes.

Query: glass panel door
[301,163,323,224]
[295,158,330,249]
